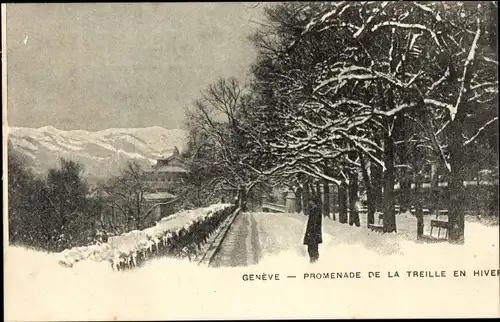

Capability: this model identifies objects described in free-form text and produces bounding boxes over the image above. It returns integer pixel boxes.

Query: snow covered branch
[370,21,442,50]
[451,12,482,121]
[463,117,499,146]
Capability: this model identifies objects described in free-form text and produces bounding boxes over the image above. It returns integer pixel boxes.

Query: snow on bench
[56,203,235,269]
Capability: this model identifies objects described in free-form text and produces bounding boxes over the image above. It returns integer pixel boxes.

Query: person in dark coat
[303,198,323,263]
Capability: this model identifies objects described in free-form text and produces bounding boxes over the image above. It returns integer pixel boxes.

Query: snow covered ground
[4,212,499,320]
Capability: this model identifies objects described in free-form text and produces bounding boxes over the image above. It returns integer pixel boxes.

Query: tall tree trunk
[381,82,397,233]
[490,183,499,217]
[316,181,322,211]
[309,183,316,202]
[110,206,115,233]
[338,179,348,224]
[360,155,376,227]
[430,161,439,214]
[400,176,412,213]
[445,47,480,242]
[322,161,331,218]
[303,182,310,216]
[295,186,303,214]
[383,128,397,233]
[348,170,360,227]
[414,170,424,239]
[239,186,248,212]
[448,120,465,244]
[331,184,336,221]
[136,195,142,230]
[395,112,412,213]
[476,171,482,215]
[323,180,330,218]
[372,156,383,213]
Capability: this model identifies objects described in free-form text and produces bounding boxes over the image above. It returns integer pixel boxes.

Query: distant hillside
[8,126,189,183]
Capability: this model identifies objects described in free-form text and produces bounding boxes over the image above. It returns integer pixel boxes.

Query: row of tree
[6,144,154,251]
[7,142,100,251]
[184,1,498,243]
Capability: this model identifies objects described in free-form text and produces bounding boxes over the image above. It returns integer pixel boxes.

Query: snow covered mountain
[8,125,189,183]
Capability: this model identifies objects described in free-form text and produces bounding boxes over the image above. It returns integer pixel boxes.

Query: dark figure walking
[303,198,322,263]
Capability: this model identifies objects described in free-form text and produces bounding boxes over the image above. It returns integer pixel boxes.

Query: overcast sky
[6,3,265,131]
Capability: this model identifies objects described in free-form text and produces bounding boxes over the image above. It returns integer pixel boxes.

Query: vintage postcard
[3,2,499,320]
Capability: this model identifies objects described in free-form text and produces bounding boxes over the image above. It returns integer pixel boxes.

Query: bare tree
[99,161,152,231]
[185,77,293,211]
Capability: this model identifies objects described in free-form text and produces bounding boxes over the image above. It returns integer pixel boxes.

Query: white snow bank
[56,203,233,268]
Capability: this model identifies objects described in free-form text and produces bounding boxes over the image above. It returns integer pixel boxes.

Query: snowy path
[210,212,260,267]
[210,212,312,267]
[210,211,415,267]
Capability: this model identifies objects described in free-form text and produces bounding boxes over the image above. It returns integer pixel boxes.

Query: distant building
[143,146,188,192]
[140,146,188,224]
[90,147,189,233]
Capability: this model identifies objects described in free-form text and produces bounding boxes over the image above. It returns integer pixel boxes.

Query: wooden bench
[366,212,383,232]
[429,210,450,240]
[437,209,449,217]
[368,223,384,233]
[376,207,405,224]
[430,220,449,238]
[368,208,403,233]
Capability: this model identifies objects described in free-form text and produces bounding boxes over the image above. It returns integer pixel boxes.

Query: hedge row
[56,203,237,271]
